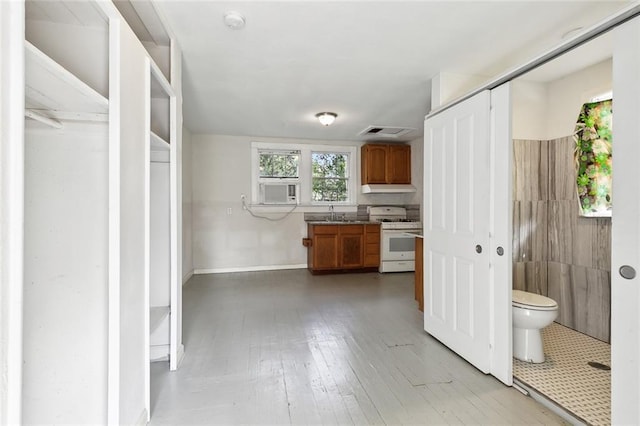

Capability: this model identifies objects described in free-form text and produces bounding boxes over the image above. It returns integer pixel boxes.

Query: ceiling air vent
[358,125,415,138]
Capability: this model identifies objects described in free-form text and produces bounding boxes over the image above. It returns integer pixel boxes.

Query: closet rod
[24,109,63,129]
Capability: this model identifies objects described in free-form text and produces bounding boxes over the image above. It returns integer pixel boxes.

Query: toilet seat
[512,290,558,311]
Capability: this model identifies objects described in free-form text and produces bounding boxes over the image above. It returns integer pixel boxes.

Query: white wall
[546,59,612,140]
[1,2,24,423]
[23,125,108,424]
[191,134,419,272]
[512,59,612,140]
[26,20,109,98]
[409,137,424,220]
[512,80,548,140]
[182,126,193,282]
[431,72,488,110]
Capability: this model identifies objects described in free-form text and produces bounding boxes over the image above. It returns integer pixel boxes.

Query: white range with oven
[369,206,422,273]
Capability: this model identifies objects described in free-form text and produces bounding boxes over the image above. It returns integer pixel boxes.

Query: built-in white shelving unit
[19,1,182,423]
[151,130,170,151]
[24,40,108,121]
[148,58,175,366]
[22,2,110,424]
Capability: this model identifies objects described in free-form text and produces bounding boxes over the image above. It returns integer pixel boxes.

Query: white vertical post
[489,82,513,386]
[107,17,121,426]
[0,1,25,424]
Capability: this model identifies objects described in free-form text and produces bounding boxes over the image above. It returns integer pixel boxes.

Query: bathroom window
[574,98,612,217]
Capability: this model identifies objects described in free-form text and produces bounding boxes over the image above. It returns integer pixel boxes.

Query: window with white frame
[251,142,357,206]
[311,151,349,202]
[258,149,300,180]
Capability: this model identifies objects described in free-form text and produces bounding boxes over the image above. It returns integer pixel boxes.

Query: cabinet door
[313,234,339,269]
[387,145,411,184]
[339,225,364,268]
[361,144,387,184]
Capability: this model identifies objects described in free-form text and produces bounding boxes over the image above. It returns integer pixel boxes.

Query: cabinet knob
[475,245,482,254]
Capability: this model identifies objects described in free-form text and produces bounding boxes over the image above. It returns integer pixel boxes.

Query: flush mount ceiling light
[223,11,246,30]
[315,112,337,126]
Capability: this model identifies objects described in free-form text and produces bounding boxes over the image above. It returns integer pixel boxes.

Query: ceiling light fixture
[315,112,337,126]
[223,11,246,30]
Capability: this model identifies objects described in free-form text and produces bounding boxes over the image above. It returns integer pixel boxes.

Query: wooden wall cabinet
[307,223,380,273]
[361,143,411,185]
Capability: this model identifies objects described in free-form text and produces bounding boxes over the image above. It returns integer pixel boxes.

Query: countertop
[306,220,377,225]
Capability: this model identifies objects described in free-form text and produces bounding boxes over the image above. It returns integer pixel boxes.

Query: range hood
[361,184,417,194]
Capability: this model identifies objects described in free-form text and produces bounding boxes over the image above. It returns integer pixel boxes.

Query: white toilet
[512,290,558,363]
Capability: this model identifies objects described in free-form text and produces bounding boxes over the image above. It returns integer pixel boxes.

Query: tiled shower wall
[513,137,611,342]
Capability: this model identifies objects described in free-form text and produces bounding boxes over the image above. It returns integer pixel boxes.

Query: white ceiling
[154,1,629,142]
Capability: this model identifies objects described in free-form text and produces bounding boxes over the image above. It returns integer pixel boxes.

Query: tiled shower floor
[513,322,611,425]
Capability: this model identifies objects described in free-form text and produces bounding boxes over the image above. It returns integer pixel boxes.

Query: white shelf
[150,130,170,151]
[150,306,170,334]
[25,40,108,115]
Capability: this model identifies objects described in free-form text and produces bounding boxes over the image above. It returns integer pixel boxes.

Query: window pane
[259,151,299,178]
[312,153,348,178]
[312,152,349,202]
[312,178,348,202]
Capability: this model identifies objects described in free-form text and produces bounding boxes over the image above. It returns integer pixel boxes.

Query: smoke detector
[224,11,246,30]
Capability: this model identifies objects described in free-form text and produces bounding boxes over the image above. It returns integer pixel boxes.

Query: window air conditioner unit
[260,183,298,204]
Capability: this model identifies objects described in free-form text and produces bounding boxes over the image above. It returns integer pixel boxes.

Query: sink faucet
[329,204,335,221]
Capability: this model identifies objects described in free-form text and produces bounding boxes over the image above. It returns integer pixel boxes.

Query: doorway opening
[511,33,613,425]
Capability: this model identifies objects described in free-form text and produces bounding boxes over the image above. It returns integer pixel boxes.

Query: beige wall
[513,59,612,140]
[190,134,422,272]
[182,126,193,282]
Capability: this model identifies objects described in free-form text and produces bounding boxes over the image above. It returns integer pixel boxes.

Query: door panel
[424,90,491,374]
[611,18,640,424]
[429,251,447,322]
[454,257,474,336]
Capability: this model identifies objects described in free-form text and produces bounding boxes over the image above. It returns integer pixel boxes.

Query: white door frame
[489,83,513,385]
[0,1,25,423]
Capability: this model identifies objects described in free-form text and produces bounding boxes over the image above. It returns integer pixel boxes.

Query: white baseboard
[182,270,194,285]
[135,408,149,426]
[194,264,307,274]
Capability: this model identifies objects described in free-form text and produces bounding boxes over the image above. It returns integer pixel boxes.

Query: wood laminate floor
[149,270,565,425]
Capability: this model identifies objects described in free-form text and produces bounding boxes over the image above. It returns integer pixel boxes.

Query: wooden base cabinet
[307,223,380,274]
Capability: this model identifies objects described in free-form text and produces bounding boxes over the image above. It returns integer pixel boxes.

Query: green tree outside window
[259,150,300,178]
[312,152,348,202]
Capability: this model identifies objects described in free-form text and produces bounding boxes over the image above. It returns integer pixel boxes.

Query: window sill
[246,204,358,214]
